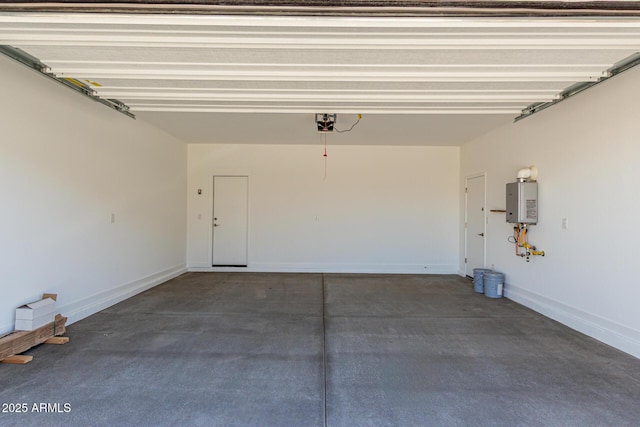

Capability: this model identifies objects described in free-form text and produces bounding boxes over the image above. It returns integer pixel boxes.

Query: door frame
[464,172,487,277]
[210,174,250,269]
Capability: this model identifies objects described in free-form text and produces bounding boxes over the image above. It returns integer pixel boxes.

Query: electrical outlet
[110,213,116,224]
[562,218,569,229]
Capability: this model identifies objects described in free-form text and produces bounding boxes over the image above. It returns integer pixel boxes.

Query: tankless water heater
[506,181,538,224]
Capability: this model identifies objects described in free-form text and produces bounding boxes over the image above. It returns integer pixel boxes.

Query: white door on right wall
[465,174,486,277]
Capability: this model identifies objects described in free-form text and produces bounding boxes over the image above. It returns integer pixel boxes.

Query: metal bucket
[483,272,505,298]
[473,268,493,293]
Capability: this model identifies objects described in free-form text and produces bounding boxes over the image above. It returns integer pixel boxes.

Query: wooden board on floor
[0,314,67,360]
[44,336,69,345]
[1,355,33,364]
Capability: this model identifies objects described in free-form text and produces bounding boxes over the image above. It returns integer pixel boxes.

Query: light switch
[562,218,568,229]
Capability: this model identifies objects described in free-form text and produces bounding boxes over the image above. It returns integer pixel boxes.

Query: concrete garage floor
[1,273,639,426]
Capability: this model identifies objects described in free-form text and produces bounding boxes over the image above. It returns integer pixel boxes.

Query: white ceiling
[1,13,640,145]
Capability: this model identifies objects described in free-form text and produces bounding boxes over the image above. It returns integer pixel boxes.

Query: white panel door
[465,175,486,276]
[212,176,248,266]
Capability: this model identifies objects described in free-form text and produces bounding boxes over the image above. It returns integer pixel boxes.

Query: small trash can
[473,268,493,294]
[483,272,505,298]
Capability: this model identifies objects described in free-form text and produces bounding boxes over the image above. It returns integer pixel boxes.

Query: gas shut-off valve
[506,166,545,262]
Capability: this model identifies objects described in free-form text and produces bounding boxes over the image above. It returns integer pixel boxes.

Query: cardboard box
[15,297,56,331]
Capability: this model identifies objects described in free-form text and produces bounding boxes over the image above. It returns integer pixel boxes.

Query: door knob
[214,223,219,227]
[478,233,484,236]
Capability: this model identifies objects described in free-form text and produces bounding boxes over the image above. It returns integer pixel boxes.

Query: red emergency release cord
[323,132,328,180]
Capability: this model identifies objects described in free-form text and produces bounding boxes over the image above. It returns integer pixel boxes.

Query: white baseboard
[505,283,640,360]
[59,264,186,326]
[188,263,457,274]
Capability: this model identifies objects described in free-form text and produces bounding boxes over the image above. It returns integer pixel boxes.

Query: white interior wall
[460,65,640,358]
[0,55,187,334]
[188,144,459,273]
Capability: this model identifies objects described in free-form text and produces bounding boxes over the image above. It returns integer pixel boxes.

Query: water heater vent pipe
[517,165,538,182]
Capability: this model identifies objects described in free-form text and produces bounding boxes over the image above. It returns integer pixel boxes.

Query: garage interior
[1,1,640,425]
